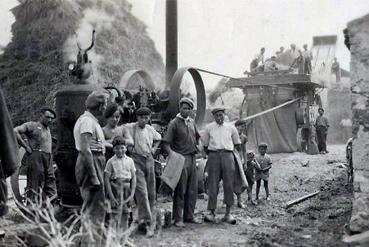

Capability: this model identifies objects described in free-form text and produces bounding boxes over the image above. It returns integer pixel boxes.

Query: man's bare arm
[79,133,100,186]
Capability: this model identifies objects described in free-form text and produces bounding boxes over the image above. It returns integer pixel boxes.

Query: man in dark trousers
[126,107,161,237]
[0,88,19,217]
[203,108,241,224]
[14,107,57,202]
[73,91,107,246]
[315,108,329,154]
[163,97,201,227]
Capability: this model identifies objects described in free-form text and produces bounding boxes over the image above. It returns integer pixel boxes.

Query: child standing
[245,151,260,205]
[255,143,272,203]
[104,136,137,232]
[235,120,248,208]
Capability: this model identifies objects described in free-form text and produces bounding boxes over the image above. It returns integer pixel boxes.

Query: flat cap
[179,97,194,109]
[85,91,107,109]
[211,107,225,115]
[136,107,152,116]
[258,143,268,148]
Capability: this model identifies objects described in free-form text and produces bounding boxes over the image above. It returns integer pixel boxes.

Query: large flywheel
[167,67,206,126]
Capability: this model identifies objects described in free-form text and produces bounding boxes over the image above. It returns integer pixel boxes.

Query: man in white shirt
[125,107,161,237]
[202,108,241,224]
[302,44,313,74]
[73,91,107,247]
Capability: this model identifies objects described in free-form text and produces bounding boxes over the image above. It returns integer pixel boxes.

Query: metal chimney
[165,0,178,88]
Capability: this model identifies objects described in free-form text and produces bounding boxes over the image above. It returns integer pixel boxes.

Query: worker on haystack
[264,56,278,72]
[302,44,313,74]
[255,143,272,203]
[125,107,161,237]
[202,108,241,224]
[163,97,201,227]
[315,108,329,154]
[14,107,57,203]
[73,91,108,246]
[250,47,266,72]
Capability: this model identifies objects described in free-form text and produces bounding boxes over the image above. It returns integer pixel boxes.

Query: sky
[1,0,369,89]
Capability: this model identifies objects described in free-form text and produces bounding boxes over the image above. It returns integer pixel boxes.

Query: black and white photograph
[0,0,369,246]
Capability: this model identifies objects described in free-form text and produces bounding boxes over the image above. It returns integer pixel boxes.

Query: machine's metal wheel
[167,67,206,126]
[119,69,156,91]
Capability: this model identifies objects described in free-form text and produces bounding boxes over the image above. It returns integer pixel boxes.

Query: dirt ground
[134,145,354,247]
[0,145,354,247]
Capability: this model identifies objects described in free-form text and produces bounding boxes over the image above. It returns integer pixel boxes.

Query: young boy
[104,136,137,232]
[255,143,272,203]
[245,151,261,205]
[234,120,248,208]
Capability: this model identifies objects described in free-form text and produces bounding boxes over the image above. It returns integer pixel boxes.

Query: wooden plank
[286,191,320,209]
[342,230,369,244]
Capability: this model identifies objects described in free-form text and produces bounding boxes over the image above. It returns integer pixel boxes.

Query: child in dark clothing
[245,151,261,205]
[255,143,272,203]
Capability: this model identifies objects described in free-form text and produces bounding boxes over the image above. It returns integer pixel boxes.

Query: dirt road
[135,145,353,247]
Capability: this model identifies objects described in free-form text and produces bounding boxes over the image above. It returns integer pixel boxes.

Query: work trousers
[206,150,235,210]
[316,126,328,152]
[131,153,156,224]
[76,152,106,247]
[173,154,197,222]
[25,151,57,201]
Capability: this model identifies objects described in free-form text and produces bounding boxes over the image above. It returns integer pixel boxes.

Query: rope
[233,97,302,123]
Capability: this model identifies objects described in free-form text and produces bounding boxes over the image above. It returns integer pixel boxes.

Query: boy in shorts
[104,136,137,232]
[255,143,272,203]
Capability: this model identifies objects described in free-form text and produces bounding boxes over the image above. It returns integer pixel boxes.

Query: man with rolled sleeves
[163,97,201,227]
[203,108,241,224]
[125,107,161,236]
[14,107,57,202]
[73,91,107,246]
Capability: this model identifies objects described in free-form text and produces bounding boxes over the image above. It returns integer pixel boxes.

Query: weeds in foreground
[13,190,136,247]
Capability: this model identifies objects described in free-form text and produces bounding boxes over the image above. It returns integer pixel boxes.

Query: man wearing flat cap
[125,107,161,236]
[14,107,57,202]
[73,90,107,246]
[163,97,201,227]
[202,107,241,224]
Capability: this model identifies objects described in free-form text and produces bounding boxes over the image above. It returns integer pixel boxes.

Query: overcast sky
[1,0,368,88]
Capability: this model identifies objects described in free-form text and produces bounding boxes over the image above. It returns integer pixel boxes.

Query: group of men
[8,89,250,245]
[249,43,313,74]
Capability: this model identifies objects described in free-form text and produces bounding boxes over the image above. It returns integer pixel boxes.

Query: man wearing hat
[202,107,241,224]
[315,107,329,154]
[163,97,201,227]
[125,106,161,236]
[73,91,107,246]
[14,107,57,202]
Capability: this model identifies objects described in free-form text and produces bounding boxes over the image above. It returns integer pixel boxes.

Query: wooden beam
[286,191,320,209]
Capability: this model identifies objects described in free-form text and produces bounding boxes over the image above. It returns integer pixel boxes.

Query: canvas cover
[243,87,299,153]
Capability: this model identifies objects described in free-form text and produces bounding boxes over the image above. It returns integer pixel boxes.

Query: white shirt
[125,123,161,156]
[73,111,105,153]
[202,122,241,151]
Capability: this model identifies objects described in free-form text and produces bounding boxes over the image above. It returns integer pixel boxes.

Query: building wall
[347,13,369,234]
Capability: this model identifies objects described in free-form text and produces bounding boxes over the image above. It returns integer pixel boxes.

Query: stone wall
[347,13,369,234]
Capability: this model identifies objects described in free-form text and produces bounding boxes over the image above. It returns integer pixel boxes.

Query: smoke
[62,0,122,84]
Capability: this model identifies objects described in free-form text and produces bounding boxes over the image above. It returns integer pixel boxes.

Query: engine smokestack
[165,0,178,88]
